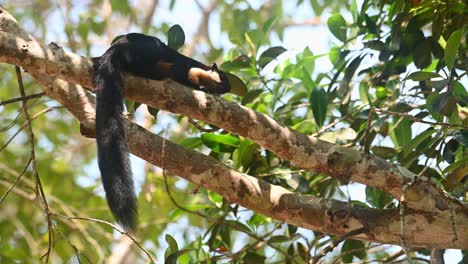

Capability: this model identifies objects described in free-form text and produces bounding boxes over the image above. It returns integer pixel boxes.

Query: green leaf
[401,128,436,158]
[201,133,240,153]
[233,140,258,168]
[220,55,253,72]
[443,139,459,164]
[405,71,441,81]
[350,0,358,22]
[110,0,130,14]
[413,38,432,69]
[335,127,357,141]
[225,220,251,233]
[208,190,223,204]
[309,87,328,127]
[365,186,393,209]
[262,16,278,33]
[327,14,347,42]
[225,72,248,96]
[179,137,203,149]
[444,29,463,71]
[454,130,468,148]
[292,119,317,134]
[371,146,398,159]
[342,240,366,262]
[243,252,266,264]
[339,56,363,96]
[111,35,125,44]
[167,24,185,50]
[359,82,370,104]
[241,89,263,105]
[165,234,179,256]
[443,156,468,175]
[452,81,468,105]
[147,106,159,120]
[390,117,412,148]
[427,92,457,117]
[269,235,290,244]
[77,22,89,40]
[244,32,256,55]
[257,16,278,48]
[329,47,341,65]
[298,242,308,260]
[258,46,287,69]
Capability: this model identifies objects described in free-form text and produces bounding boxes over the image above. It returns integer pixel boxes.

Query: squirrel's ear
[210,63,218,71]
[224,72,247,96]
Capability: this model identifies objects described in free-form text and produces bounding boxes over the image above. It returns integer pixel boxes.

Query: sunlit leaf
[327,14,347,42]
[444,29,463,71]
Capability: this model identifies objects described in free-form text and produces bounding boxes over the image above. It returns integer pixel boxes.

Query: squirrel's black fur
[92,33,230,231]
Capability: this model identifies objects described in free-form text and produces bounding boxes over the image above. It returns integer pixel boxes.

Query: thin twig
[188,118,219,132]
[0,158,31,204]
[364,108,374,154]
[160,132,294,262]
[0,92,46,106]
[16,66,54,263]
[0,106,62,152]
[311,227,368,264]
[54,227,93,264]
[399,178,417,263]
[51,213,156,263]
[374,108,467,129]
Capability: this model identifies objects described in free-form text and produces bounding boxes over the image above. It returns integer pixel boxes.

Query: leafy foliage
[0,0,467,263]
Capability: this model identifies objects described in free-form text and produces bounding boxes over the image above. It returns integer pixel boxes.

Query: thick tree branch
[0,12,458,212]
[0,7,467,249]
[0,26,462,215]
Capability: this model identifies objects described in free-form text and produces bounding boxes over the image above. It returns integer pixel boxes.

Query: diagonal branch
[0,12,451,207]
[30,71,468,249]
[0,28,460,214]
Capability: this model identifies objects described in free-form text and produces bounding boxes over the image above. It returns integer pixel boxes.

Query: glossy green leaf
[445,29,463,71]
[165,234,179,258]
[201,133,239,153]
[309,87,328,127]
[258,46,287,69]
[225,72,248,96]
[405,71,441,81]
[327,14,347,42]
[243,252,266,264]
[167,24,185,50]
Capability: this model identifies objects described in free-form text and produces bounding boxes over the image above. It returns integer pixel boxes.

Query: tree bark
[0,6,466,249]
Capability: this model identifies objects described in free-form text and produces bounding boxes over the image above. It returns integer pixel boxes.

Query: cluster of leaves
[163,1,467,263]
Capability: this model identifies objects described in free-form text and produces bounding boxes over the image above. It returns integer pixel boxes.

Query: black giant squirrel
[92,33,240,231]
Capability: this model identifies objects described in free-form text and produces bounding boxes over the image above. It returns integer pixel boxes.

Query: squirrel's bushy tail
[93,54,137,231]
